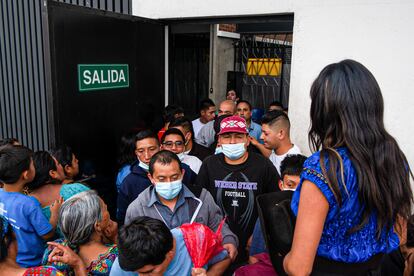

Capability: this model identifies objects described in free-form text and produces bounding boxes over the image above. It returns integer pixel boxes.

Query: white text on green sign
[78,64,129,92]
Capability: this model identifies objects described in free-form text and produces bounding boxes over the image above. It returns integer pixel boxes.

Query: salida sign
[78,64,129,92]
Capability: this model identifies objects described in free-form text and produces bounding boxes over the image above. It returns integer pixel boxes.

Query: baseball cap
[217,116,248,135]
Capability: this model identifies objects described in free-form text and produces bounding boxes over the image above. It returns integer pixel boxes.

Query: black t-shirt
[196,152,280,263]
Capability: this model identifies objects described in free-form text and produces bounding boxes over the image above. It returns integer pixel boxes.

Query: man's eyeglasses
[162,141,184,147]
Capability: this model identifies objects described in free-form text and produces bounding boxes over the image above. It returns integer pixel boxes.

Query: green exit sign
[78,64,129,92]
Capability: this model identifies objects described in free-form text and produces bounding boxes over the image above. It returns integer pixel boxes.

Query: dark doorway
[169,33,210,119]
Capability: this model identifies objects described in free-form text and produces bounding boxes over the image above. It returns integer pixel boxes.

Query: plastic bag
[180,219,226,268]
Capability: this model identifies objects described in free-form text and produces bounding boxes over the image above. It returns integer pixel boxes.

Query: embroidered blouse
[42,239,118,276]
[291,147,399,263]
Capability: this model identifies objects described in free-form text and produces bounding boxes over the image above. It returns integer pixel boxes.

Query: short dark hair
[0,145,32,184]
[118,216,173,271]
[237,100,252,111]
[148,150,182,176]
[199,99,215,113]
[261,110,290,129]
[226,89,237,96]
[160,128,185,144]
[0,138,19,147]
[27,151,59,191]
[163,105,184,124]
[169,117,195,141]
[269,101,283,109]
[50,145,74,169]
[280,154,307,178]
[135,130,159,146]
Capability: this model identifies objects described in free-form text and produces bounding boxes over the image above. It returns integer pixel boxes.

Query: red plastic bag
[180,219,226,268]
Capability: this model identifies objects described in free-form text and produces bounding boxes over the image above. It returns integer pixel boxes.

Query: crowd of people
[0,59,413,276]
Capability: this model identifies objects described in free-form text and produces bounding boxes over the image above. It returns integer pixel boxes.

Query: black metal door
[46,1,165,214]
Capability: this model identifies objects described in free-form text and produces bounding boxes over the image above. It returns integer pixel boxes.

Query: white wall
[133,0,414,167]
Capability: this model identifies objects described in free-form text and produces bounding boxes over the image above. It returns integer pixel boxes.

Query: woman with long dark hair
[283,60,413,275]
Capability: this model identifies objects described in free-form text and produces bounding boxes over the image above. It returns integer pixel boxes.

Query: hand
[248,136,259,146]
[47,242,83,267]
[191,268,207,276]
[222,243,238,262]
[249,255,259,264]
[50,197,64,216]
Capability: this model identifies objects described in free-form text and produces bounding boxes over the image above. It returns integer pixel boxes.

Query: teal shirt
[39,183,90,239]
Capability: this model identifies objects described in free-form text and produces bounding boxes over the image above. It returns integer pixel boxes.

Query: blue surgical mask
[138,160,149,172]
[215,146,223,155]
[155,179,183,200]
[221,143,246,160]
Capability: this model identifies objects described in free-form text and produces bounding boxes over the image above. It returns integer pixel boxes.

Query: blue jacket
[116,161,197,224]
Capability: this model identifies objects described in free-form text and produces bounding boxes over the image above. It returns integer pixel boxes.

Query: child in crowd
[28,151,90,224]
[0,145,61,267]
[236,154,307,276]
[50,145,80,184]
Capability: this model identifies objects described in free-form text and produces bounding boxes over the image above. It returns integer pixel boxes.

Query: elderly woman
[0,215,86,276]
[43,190,118,275]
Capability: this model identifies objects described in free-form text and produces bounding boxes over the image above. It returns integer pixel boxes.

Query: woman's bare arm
[283,180,329,276]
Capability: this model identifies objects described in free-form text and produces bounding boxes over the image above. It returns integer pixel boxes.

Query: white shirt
[181,154,202,174]
[269,144,302,175]
[192,118,205,138]
[195,120,215,147]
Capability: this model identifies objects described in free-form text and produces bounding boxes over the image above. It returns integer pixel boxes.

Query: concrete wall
[133,0,414,167]
[211,27,236,105]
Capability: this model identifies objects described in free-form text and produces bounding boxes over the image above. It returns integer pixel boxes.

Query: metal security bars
[0,0,131,150]
[234,34,292,110]
[55,0,131,14]
[0,0,49,150]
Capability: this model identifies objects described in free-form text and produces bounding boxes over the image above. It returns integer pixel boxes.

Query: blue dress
[291,147,399,263]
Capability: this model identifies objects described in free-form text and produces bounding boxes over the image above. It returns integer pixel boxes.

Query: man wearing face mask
[124,150,239,262]
[117,130,197,225]
[160,128,203,174]
[169,117,213,161]
[196,116,280,268]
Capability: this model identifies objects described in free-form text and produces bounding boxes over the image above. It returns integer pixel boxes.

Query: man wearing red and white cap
[196,115,280,268]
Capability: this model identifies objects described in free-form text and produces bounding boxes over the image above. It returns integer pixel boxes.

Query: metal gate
[234,33,292,110]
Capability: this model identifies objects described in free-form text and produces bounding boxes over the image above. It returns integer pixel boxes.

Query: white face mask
[281,183,296,192]
[176,152,185,161]
[138,160,149,171]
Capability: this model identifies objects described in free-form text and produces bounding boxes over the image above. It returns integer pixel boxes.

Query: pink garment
[234,253,278,276]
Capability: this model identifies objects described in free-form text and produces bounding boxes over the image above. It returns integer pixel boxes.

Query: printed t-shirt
[0,191,52,267]
[196,152,280,263]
